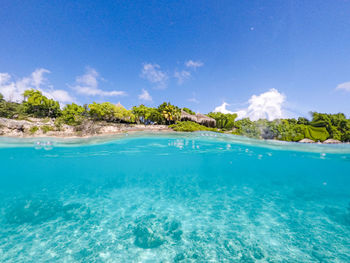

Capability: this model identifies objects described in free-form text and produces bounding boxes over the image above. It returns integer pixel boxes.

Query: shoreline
[0,117,348,144]
[0,117,173,138]
[0,127,173,139]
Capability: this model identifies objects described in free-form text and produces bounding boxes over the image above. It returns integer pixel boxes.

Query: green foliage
[234,117,330,142]
[88,102,115,121]
[29,126,39,134]
[132,102,181,125]
[207,112,238,130]
[88,102,134,123]
[182,107,195,115]
[262,119,305,141]
[339,119,350,142]
[169,121,219,132]
[157,102,181,124]
[304,126,329,142]
[132,104,150,123]
[0,100,23,119]
[310,112,349,140]
[0,92,24,118]
[23,89,61,118]
[58,103,86,125]
[132,105,163,124]
[40,125,54,134]
[297,117,309,125]
[114,105,135,123]
[233,118,261,138]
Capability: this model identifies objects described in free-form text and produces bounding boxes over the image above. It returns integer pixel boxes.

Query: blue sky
[1,0,350,119]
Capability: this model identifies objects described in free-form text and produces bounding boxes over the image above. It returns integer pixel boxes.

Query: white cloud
[138,89,152,102]
[213,89,286,121]
[43,89,74,104]
[214,102,234,114]
[73,67,126,96]
[31,68,50,88]
[0,73,11,85]
[0,69,74,105]
[336,81,350,92]
[185,60,204,69]
[141,63,168,89]
[244,89,285,120]
[174,70,191,84]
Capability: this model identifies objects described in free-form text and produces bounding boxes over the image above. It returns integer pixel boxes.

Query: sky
[1,0,350,120]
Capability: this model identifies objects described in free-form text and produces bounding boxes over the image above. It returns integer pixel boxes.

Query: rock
[132,214,182,249]
[0,117,171,137]
[134,225,165,249]
[5,198,89,225]
[299,138,315,143]
[6,199,62,225]
[323,139,341,144]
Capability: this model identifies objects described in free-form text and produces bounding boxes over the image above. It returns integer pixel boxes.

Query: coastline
[1,117,349,147]
[0,117,172,138]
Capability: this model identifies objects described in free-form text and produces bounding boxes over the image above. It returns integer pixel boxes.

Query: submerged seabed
[0,133,349,262]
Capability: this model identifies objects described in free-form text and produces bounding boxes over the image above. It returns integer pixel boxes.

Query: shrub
[170,121,219,132]
[29,126,39,134]
[304,126,329,142]
[207,112,238,130]
[41,125,54,134]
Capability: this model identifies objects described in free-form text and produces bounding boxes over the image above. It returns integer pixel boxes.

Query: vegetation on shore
[169,121,220,132]
[0,89,350,142]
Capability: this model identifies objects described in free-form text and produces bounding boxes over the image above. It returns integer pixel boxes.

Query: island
[0,89,349,143]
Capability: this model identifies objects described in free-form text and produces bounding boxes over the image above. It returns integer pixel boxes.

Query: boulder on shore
[298,138,315,143]
[323,139,341,144]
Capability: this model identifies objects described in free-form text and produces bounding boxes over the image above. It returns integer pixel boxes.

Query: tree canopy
[207,112,238,130]
[88,102,134,123]
[23,89,61,118]
[0,93,23,119]
[58,103,86,126]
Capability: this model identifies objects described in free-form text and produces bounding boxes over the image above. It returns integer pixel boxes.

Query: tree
[297,117,310,125]
[339,119,350,142]
[59,103,86,125]
[207,112,238,130]
[310,112,347,140]
[157,102,181,124]
[23,89,61,118]
[265,119,305,141]
[0,93,24,118]
[88,102,117,121]
[89,102,135,123]
[114,105,135,123]
[234,118,261,138]
[132,104,149,124]
[132,105,163,124]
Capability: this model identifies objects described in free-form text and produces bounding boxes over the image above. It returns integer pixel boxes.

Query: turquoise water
[0,132,350,262]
